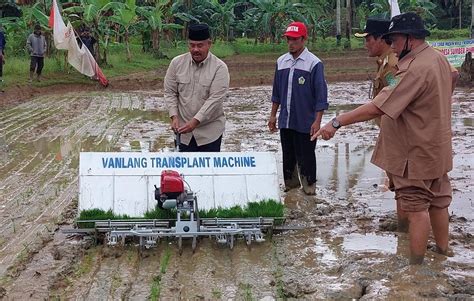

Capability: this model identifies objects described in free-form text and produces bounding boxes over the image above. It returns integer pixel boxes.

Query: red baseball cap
[283,22,307,38]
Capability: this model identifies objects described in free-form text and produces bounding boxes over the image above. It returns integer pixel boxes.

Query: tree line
[0,0,472,65]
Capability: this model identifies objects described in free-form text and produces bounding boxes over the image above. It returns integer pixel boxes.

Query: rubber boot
[29,71,34,83]
[301,176,316,195]
[284,167,300,192]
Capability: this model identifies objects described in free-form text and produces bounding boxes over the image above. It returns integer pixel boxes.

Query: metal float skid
[92,170,273,253]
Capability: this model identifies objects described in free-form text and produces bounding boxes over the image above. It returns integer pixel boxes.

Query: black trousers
[280,128,317,185]
[179,135,222,152]
[30,56,44,75]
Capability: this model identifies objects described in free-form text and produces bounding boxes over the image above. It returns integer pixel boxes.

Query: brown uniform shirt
[164,52,229,146]
[373,48,398,98]
[371,42,453,180]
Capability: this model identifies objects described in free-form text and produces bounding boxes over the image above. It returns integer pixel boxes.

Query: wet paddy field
[0,83,472,300]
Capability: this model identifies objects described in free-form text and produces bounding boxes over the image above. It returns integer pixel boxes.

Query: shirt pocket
[198,77,212,102]
[176,74,191,101]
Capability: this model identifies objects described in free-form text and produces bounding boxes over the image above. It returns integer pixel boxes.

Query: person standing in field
[26,24,47,82]
[313,13,458,264]
[164,23,230,152]
[268,21,328,195]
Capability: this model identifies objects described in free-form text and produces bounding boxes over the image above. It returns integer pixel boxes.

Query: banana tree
[300,0,332,42]
[110,0,138,62]
[205,0,239,41]
[63,0,121,65]
[248,0,307,43]
[0,17,29,55]
[136,0,183,55]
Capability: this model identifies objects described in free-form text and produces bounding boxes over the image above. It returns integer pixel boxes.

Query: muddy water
[0,83,472,299]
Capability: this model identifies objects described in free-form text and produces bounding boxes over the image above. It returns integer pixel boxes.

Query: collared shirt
[271,48,328,134]
[371,42,453,179]
[164,51,229,146]
[372,48,398,98]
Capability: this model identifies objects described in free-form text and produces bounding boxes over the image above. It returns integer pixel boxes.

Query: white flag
[49,0,108,86]
[388,0,401,18]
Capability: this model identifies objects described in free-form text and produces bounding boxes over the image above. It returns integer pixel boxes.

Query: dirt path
[0,83,472,299]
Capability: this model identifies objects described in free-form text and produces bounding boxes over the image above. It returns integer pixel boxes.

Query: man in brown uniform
[356,18,408,232]
[312,12,458,264]
[355,18,398,100]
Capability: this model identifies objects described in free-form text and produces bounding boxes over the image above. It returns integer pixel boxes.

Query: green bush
[429,28,470,40]
[232,38,288,54]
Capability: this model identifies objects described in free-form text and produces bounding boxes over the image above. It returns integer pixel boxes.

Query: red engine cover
[160,170,184,195]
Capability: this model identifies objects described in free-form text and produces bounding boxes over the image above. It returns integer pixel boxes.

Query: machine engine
[154,170,194,211]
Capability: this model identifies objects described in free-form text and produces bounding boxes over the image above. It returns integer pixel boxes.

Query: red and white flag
[49,0,108,87]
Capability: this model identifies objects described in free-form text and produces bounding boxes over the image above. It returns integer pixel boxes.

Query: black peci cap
[355,18,391,38]
[188,24,210,41]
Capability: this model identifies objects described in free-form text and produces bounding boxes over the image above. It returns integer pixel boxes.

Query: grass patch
[271,239,286,299]
[77,199,284,227]
[212,288,222,299]
[149,246,172,301]
[74,249,96,277]
[239,283,253,301]
[199,199,284,218]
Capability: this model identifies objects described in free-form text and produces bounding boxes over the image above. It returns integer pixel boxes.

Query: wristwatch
[331,118,341,129]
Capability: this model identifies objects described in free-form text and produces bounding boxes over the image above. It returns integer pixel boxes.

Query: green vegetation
[199,199,284,218]
[78,208,132,220]
[0,0,471,91]
[77,199,285,225]
[239,283,254,301]
[74,249,96,277]
[212,288,222,299]
[429,28,472,40]
[149,246,172,301]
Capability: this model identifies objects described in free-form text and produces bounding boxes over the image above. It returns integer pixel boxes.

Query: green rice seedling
[149,246,171,300]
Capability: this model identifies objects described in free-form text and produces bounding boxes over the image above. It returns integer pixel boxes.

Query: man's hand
[268,116,277,133]
[311,122,337,141]
[310,120,321,136]
[170,115,179,133]
[178,118,200,134]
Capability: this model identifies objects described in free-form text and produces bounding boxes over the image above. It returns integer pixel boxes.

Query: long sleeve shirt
[164,52,229,146]
[26,33,47,57]
[271,48,328,134]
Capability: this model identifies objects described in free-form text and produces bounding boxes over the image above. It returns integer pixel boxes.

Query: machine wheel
[228,235,234,250]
